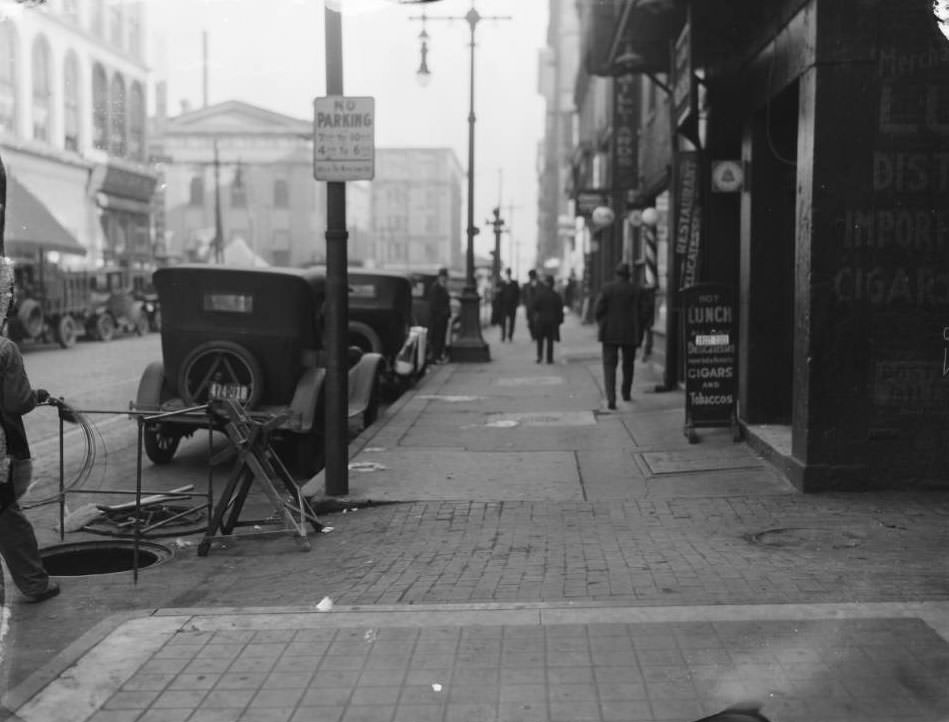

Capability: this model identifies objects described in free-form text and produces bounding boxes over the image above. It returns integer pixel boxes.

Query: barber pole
[642,225,658,288]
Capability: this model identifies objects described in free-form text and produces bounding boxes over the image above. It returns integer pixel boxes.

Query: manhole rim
[39,539,175,577]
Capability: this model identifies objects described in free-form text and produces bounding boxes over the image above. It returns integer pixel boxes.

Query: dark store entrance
[744,81,799,425]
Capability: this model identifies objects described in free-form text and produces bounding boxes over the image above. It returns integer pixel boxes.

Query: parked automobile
[306,266,429,393]
[133,265,384,477]
[86,267,150,341]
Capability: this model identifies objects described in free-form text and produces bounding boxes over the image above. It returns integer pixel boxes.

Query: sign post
[682,283,740,443]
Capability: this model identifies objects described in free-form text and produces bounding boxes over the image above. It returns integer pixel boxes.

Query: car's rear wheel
[179,340,263,408]
[348,321,383,355]
[94,313,115,342]
[143,424,181,464]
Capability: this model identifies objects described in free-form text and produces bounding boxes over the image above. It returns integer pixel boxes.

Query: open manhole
[40,540,173,577]
[747,527,865,550]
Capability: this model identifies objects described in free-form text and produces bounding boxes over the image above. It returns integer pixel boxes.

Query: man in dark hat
[594,261,644,410]
[426,267,452,363]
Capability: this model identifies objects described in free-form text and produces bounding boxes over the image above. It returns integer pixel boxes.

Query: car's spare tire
[178,340,263,409]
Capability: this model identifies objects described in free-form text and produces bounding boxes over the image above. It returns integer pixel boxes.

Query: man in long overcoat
[594,262,643,409]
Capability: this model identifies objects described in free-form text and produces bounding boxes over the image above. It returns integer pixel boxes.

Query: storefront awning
[4,175,87,256]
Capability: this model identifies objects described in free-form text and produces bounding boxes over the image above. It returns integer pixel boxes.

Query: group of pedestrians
[492,268,565,365]
[492,261,651,408]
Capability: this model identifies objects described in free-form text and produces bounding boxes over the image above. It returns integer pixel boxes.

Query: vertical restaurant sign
[613,73,638,190]
[682,283,737,427]
[673,151,700,289]
[313,96,375,182]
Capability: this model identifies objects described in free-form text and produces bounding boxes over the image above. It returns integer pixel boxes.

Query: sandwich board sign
[313,96,375,181]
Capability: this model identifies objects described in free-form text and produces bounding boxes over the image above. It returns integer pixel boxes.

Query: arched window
[92,63,108,150]
[0,24,18,134]
[189,175,204,206]
[273,179,289,208]
[109,73,126,157]
[128,81,144,160]
[32,35,51,141]
[63,51,80,151]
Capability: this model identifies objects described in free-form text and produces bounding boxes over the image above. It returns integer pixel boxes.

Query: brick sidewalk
[4,310,949,721]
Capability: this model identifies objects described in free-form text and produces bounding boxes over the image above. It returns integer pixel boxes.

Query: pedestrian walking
[498,268,520,342]
[530,274,564,364]
[426,267,452,363]
[594,262,644,409]
[521,269,541,341]
[0,262,58,603]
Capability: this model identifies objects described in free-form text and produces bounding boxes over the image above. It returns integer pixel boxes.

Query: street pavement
[2,309,949,722]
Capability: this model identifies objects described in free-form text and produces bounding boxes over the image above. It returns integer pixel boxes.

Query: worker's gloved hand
[35,389,50,403]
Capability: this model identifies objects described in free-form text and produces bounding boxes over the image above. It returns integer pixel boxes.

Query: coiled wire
[20,399,100,511]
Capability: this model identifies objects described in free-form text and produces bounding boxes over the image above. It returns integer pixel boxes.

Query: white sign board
[313,96,375,181]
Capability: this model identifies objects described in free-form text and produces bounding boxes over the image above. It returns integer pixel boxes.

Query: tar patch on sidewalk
[483,411,596,427]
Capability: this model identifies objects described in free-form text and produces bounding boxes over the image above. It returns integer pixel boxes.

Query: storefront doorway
[742,81,799,424]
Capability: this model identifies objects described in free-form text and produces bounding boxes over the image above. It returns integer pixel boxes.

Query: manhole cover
[40,540,173,576]
[747,527,865,550]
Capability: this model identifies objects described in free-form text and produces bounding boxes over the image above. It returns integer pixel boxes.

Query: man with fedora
[595,261,644,410]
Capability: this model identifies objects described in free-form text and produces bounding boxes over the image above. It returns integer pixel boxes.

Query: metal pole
[449,7,490,362]
[324,3,349,496]
[58,404,64,541]
[0,153,5,258]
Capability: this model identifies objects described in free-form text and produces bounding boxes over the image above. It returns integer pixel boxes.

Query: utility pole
[212,140,224,263]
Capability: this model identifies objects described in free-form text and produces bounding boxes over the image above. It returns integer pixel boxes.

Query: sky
[146,0,550,277]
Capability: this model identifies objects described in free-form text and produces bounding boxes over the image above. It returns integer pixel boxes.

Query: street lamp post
[412,4,510,362]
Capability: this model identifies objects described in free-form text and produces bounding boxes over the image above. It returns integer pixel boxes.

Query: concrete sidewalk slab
[6,601,949,722]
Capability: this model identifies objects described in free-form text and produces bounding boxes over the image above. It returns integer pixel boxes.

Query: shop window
[109,73,126,157]
[0,25,18,134]
[92,63,108,150]
[31,35,51,142]
[128,81,144,160]
[189,175,204,206]
[63,51,80,151]
[273,179,289,208]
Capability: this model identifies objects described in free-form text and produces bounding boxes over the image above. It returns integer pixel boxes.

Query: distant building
[368,148,463,272]
[0,0,156,268]
[536,0,580,274]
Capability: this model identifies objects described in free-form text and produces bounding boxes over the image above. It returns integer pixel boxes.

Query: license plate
[209,382,249,402]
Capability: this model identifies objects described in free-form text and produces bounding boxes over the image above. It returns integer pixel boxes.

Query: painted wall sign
[613,73,638,190]
[682,283,739,442]
[313,96,375,181]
